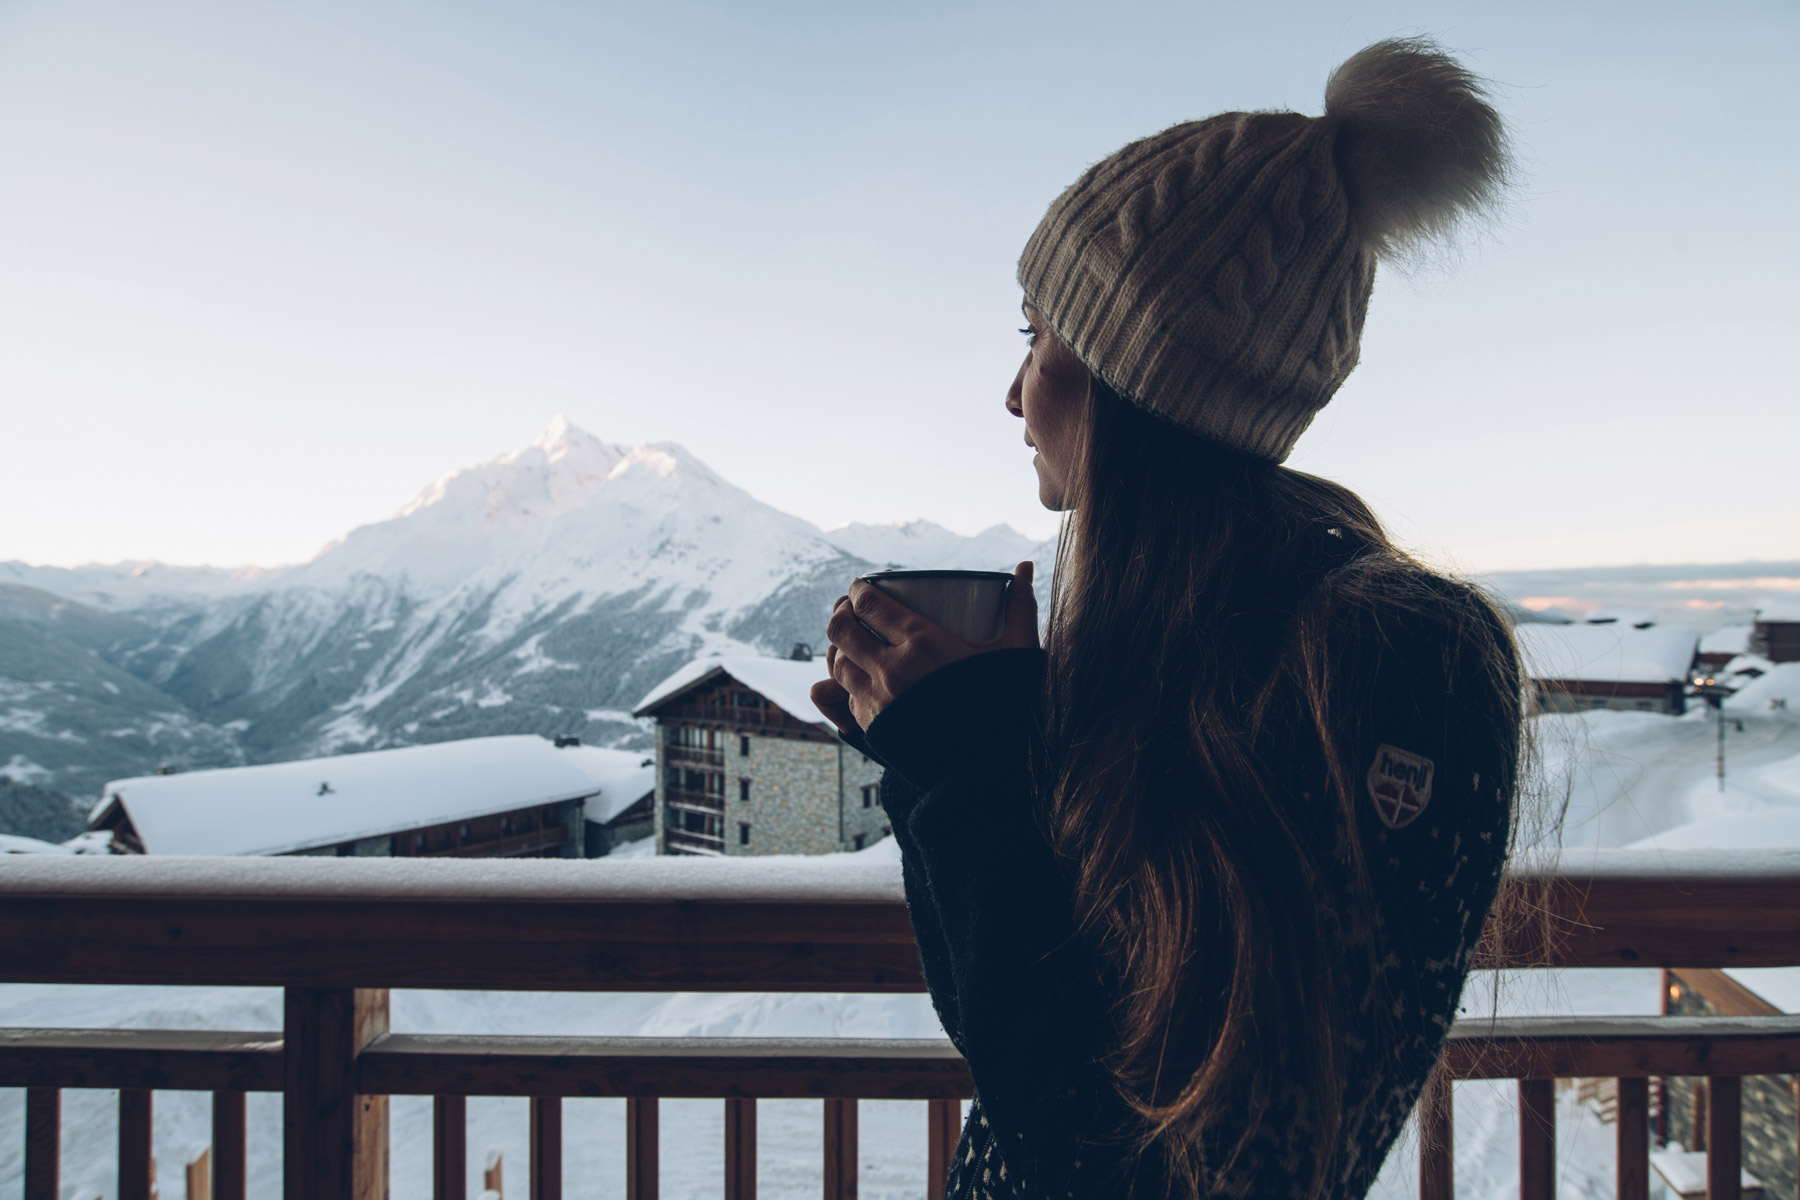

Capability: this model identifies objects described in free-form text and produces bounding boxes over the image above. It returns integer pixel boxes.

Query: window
[861,783,879,809]
[739,822,751,846]
[732,691,764,708]
[739,778,751,802]
[740,735,751,756]
[852,834,866,850]
[709,772,725,796]
[414,833,426,850]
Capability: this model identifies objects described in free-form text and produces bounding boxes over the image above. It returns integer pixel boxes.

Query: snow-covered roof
[1756,593,1800,622]
[0,833,67,854]
[558,745,655,825]
[1514,623,1699,685]
[1699,624,1752,655]
[632,655,830,727]
[1581,607,1658,629]
[98,735,614,856]
[1726,662,1800,711]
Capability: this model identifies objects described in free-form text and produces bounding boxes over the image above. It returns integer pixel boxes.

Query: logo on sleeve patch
[1367,744,1434,829]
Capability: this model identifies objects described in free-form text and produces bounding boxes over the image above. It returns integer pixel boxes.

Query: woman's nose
[1005,363,1025,416]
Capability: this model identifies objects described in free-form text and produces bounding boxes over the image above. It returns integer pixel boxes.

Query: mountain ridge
[0,418,1052,808]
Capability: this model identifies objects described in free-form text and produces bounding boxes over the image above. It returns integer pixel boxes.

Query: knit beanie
[1017,37,1510,463]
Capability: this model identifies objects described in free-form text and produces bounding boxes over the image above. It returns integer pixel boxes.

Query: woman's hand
[811,561,1039,732]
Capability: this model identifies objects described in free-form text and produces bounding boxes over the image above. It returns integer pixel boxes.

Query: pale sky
[2,0,1795,572]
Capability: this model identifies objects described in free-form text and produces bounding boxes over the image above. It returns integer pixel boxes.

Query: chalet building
[1751,596,1800,665]
[1661,967,1794,1199]
[1513,621,1700,716]
[632,650,886,857]
[89,735,654,859]
[1698,624,1754,671]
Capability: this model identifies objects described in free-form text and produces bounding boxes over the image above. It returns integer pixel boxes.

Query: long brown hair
[1038,378,1525,1196]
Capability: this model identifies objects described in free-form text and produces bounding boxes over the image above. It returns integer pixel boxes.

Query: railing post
[1419,1068,1454,1200]
[214,1089,247,1200]
[1705,1076,1741,1200]
[823,1098,857,1200]
[284,987,390,1200]
[926,1099,960,1200]
[1518,1078,1555,1200]
[627,1097,659,1200]
[1615,1077,1648,1200]
[531,1096,562,1200]
[434,1095,467,1200]
[25,1086,58,1200]
[119,1087,154,1200]
[725,1097,756,1200]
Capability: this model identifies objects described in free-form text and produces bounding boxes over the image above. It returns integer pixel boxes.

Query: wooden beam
[25,1086,57,1200]
[3,855,1799,990]
[530,1096,561,1200]
[1418,1069,1453,1200]
[357,1034,974,1099]
[626,1098,658,1200]
[284,987,389,1200]
[823,1098,857,1200]
[725,1097,756,1200]
[119,1087,154,1200]
[214,1090,248,1200]
[1706,1076,1741,1200]
[1518,1079,1555,1200]
[1441,1015,1800,1079]
[0,1028,282,1091]
[1615,1076,1648,1200]
[926,1099,960,1200]
[187,1147,214,1200]
[433,1095,466,1200]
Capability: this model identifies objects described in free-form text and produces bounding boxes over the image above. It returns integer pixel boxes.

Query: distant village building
[1661,968,1794,1199]
[88,735,654,858]
[1697,624,1754,671]
[1751,596,1800,665]
[1514,620,1700,715]
[632,650,886,857]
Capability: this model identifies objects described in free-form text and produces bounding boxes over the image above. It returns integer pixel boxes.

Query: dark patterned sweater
[853,619,1516,1199]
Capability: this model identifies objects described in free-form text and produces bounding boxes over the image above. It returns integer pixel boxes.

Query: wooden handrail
[8,1017,1799,1096]
[4,850,1800,990]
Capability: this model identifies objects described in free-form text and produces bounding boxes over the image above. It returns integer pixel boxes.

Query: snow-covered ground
[6,704,1800,1199]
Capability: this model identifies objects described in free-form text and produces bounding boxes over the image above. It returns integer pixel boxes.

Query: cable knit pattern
[1018,111,1375,463]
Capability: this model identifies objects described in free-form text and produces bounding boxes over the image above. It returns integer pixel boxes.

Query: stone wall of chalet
[1666,982,1798,1200]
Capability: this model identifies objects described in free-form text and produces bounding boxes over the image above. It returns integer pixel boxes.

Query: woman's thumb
[1004,560,1039,646]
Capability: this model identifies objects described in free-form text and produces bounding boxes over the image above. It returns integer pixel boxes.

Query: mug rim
[857,569,1014,582]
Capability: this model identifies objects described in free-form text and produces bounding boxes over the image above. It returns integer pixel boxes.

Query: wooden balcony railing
[665,744,727,768]
[3,848,1799,1200]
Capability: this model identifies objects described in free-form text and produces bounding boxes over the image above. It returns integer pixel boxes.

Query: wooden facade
[89,794,586,860]
[1533,677,1689,716]
[1753,620,1800,666]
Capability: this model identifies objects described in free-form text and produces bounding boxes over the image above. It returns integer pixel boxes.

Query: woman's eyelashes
[1018,325,1038,348]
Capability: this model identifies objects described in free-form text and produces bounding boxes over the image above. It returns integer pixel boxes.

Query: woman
[813,37,1523,1200]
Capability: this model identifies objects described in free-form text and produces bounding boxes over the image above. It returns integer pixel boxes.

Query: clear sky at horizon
[2,0,1795,572]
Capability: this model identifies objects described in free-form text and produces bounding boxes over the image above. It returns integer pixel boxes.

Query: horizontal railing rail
[5,848,1800,1200]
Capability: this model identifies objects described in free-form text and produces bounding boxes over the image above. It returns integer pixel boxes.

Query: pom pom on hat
[1326,36,1513,259]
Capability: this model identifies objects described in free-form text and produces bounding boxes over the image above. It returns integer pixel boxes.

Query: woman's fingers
[827,593,890,667]
[847,579,928,648]
[1001,560,1040,648]
[810,676,858,734]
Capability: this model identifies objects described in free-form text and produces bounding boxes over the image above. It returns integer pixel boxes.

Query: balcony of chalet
[3,849,1800,1200]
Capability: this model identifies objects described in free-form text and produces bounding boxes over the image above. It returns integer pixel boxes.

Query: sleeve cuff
[862,647,1045,791]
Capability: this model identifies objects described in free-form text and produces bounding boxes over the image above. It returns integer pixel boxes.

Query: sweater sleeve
[863,648,1110,1190]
